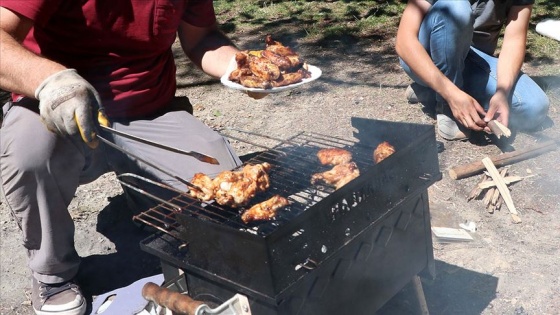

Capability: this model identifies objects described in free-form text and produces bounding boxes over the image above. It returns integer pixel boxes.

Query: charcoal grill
[136,118,441,314]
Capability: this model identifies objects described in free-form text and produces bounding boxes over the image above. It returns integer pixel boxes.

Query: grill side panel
[182,191,434,315]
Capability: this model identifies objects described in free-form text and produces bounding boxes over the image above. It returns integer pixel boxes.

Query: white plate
[221,64,322,93]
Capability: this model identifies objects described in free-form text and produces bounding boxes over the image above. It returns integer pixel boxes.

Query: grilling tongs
[96,111,219,165]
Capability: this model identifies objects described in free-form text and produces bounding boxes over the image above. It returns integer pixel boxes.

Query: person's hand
[447,91,486,132]
[483,89,510,133]
[35,69,101,148]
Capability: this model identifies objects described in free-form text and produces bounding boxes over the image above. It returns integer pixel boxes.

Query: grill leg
[161,261,188,294]
[412,275,429,315]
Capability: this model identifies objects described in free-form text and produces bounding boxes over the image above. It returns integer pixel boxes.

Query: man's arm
[484,5,532,127]
[395,0,486,131]
[0,7,65,97]
[177,21,238,79]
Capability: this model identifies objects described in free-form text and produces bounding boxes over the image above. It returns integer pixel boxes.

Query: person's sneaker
[405,85,420,103]
[435,102,471,141]
[405,83,436,106]
[32,277,86,315]
[436,114,470,141]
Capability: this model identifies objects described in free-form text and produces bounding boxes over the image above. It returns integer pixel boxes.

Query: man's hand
[35,69,101,148]
[447,91,487,132]
[484,89,510,133]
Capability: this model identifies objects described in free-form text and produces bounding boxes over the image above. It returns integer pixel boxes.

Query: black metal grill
[133,129,380,237]
[139,118,442,315]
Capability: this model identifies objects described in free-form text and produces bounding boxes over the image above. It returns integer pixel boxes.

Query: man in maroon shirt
[0,1,256,314]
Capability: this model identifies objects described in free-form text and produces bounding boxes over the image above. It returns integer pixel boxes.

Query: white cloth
[536,19,560,42]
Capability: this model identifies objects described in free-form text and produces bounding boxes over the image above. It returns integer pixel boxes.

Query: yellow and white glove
[35,69,101,148]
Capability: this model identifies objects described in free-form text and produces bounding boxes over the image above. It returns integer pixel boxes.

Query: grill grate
[133,129,379,238]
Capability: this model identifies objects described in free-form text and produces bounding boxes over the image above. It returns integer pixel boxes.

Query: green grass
[215,0,559,64]
[215,0,405,39]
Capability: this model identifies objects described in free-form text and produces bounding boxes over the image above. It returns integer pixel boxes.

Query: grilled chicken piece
[239,75,272,89]
[373,141,395,164]
[316,148,353,166]
[271,71,304,87]
[189,173,215,201]
[241,162,271,192]
[241,195,290,223]
[265,35,297,57]
[248,56,281,81]
[261,49,293,71]
[210,163,272,207]
[311,162,360,189]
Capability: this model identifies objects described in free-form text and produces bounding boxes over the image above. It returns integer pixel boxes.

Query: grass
[214,0,405,39]
[215,0,559,64]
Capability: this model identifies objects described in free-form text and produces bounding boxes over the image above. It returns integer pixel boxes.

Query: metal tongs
[99,125,219,165]
[95,110,219,165]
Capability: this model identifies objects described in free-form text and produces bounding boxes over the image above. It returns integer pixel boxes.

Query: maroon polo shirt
[2,0,216,118]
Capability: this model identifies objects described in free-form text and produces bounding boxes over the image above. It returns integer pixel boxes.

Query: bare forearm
[179,25,238,78]
[0,31,64,97]
[496,6,531,96]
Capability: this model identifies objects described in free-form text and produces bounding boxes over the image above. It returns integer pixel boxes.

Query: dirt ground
[1,25,560,315]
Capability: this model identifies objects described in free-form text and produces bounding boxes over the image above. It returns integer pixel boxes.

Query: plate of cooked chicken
[221,35,322,92]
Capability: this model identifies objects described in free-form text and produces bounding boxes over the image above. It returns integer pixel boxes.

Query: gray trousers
[0,98,241,284]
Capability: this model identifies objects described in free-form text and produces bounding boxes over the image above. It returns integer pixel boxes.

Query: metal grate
[133,129,379,238]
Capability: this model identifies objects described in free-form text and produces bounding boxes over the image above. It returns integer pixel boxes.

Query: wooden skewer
[481,157,521,223]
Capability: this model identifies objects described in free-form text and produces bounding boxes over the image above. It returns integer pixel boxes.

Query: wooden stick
[449,140,557,180]
[483,187,494,205]
[478,175,522,189]
[481,157,521,223]
[487,120,511,138]
[467,174,489,201]
[488,169,507,213]
[484,187,495,213]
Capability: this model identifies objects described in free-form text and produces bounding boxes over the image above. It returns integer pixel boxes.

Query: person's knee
[512,93,550,130]
[431,0,473,32]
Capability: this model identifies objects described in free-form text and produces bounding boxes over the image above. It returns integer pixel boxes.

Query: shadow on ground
[76,194,162,309]
[379,260,499,315]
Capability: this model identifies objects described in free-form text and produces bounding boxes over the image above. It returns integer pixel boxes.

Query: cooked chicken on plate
[228,35,311,89]
[311,162,360,190]
[316,148,353,166]
[373,141,395,164]
[241,195,290,223]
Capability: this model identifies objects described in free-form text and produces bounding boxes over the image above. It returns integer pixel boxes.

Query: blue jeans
[400,0,549,131]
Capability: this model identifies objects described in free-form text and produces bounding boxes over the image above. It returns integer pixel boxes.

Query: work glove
[35,69,101,149]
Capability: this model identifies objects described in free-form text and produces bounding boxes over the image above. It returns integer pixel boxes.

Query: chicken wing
[316,148,353,166]
[189,173,215,201]
[208,163,272,208]
[248,56,281,81]
[241,195,290,223]
[241,162,272,192]
[311,162,360,189]
[373,141,395,164]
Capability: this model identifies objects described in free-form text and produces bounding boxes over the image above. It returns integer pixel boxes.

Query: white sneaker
[435,102,471,141]
[437,114,470,141]
[32,277,86,315]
